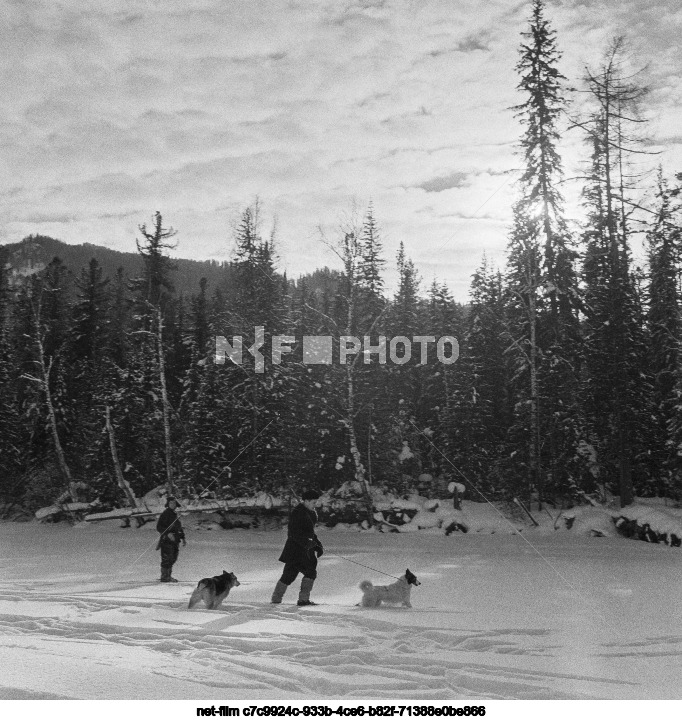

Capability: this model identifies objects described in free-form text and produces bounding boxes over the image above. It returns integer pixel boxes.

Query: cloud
[456,32,492,53]
[416,172,471,193]
[17,212,79,225]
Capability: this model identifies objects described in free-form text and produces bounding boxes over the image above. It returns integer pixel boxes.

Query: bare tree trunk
[252,375,259,476]
[615,103,634,508]
[105,405,140,509]
[344,236,374,523]
[367,404,373,486]
[603,82,633,509]
[528,277,541,510]
[511,238,542,512]
[157,308,175,495]
[34,328,79,503]
[346,360,373,521]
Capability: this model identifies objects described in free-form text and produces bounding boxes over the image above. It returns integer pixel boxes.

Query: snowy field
[0,517,681,701]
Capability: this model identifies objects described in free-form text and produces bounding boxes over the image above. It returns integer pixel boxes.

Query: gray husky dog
[188,570,240,610]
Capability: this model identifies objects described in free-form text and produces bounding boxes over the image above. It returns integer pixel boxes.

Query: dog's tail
[188,581,207,609]
[359,580,373,592]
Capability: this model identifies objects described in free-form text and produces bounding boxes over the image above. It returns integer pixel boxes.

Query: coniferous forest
[1,0,682,518]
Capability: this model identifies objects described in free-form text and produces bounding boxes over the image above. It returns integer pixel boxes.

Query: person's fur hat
[301,489,321,501]
[165,496,178,507]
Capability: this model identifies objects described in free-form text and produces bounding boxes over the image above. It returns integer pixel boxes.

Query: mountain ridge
[1,235,232,297]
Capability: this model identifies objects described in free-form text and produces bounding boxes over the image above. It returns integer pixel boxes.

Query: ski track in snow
[0,583,614,700]
[0,524,681,700]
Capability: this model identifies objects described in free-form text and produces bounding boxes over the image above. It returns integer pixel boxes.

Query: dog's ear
[223,570,228,575]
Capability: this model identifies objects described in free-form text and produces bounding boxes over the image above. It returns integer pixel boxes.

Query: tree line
[0,0,681,514]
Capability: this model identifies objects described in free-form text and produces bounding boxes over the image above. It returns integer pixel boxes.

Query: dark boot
[271,580,289,604]
[297,577,317,606]
[160,566,170,582]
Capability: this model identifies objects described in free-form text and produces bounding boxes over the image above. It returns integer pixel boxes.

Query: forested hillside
[2,234,232,298]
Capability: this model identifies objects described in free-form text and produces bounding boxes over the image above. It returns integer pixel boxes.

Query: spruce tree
[423,279,463,483]
[229,203,289,483]
[393,241,420,336]
[649,172,682,497]
[358,202,386,324]
[72,258,110,364]
[132,211,177,314]
[506,0,581,505]
[513,0,574,304]
[110,267,131,368]
[192,277,211,356]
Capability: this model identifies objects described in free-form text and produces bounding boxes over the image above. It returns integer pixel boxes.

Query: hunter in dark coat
[156,496,186,583]
[271,489,324,606]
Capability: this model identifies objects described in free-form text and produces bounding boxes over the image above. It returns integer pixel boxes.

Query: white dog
[358,569,421,608]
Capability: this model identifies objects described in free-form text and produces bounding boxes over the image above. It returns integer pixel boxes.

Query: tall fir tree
[132,211,177,316]
[649,171,682,498]
[393,241,420,336]
[71,258,110,365]
[506,0,582,505]
[357,202,386,325]
[110,267,131,368]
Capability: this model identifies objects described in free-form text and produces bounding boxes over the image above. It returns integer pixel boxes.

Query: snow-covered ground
[0,516,681,700]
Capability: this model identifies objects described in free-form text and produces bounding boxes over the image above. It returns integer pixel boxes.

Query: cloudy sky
[1,0,680,300]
